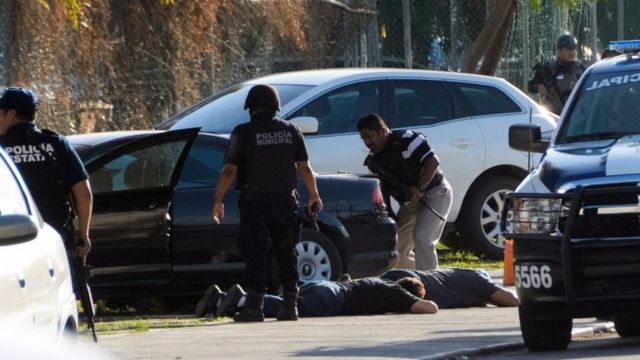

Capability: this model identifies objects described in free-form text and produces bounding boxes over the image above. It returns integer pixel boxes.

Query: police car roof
[590,53,640,74]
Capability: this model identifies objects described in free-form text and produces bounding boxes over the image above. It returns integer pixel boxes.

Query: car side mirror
[290,116,319,134]
[0,214,38,245]
[509,124,549,153]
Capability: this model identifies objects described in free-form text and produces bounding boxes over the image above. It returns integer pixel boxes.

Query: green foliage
[530,0,579,11]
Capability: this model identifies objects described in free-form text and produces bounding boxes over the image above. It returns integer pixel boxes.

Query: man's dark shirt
[370,130,443,203]
[381,268,501,309]
[0,122,88,229]
[340,278,421,315]
[225,112,308,193]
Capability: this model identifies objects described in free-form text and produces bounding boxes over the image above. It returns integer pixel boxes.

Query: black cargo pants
[238,190,300,294]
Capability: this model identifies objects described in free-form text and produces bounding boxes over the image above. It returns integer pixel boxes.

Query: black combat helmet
[557,34,578,50]
[244,84,281,111]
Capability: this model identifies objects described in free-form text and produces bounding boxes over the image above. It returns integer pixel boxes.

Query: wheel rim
[480,188,510,248]
[295,240,332,282]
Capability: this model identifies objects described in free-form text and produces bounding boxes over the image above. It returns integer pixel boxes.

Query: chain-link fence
[1,0,639,133]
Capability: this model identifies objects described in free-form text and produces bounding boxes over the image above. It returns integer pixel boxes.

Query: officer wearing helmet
[211,84,322,322]
[528,33,587,115]
[0,87,92,264]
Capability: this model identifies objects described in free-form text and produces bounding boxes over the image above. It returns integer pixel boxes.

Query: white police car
[0,147,77,339]
[502,41,640,351]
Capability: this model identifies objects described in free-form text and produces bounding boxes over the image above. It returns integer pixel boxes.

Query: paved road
[91,306,609,360]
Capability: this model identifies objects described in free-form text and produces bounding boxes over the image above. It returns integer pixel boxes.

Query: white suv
[0,147,77,339]
[158,68,556,258]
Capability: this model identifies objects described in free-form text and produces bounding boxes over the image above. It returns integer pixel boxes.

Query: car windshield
[557,70,640,144]
[157,84,313,133]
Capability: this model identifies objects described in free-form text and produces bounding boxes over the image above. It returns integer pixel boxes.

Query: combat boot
[233,290,264,322]
[276,288,299,321]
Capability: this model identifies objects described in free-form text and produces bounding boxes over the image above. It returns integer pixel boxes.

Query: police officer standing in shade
[211,84,322,322]
[528,33,587,115]
[357,113,452,271]
[0,87,92,263]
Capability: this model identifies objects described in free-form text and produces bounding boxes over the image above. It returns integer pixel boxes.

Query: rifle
[542,86,564,115]
[74,238,98,342]
[364,155,445,221]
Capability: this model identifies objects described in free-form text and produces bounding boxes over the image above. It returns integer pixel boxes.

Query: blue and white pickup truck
[502,44,640,351]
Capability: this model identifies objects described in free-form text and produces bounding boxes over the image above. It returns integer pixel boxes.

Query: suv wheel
[296,229,343,282]
[519,307,572,351]
[459,175,521,259]
[614,315,640,337]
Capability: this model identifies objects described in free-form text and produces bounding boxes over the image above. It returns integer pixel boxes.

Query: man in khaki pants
[358,113,452,270]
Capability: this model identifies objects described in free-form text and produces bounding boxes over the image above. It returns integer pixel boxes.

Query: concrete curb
[417,322,615,360]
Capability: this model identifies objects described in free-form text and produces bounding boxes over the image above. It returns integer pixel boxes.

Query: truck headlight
[506,198,562,234]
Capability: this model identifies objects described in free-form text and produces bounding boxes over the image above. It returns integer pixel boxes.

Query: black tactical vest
[0,123,73,229]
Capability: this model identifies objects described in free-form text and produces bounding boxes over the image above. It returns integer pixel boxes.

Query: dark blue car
[68,129,396,298]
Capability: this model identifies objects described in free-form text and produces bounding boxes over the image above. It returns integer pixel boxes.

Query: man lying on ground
[195,277,438,319]
[380,267,518,308]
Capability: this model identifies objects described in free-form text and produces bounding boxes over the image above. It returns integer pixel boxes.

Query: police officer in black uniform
[528,33,587,115]
[211,84,322,322]
[0,87,92,263]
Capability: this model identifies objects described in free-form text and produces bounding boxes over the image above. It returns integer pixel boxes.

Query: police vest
[0,124,74,229]
[232,115,306,194]
[546,60,585,102]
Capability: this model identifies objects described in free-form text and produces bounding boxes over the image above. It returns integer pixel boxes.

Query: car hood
[540,135,640,191]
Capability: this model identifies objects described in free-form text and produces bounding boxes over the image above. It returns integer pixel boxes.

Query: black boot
[276,288,299,321]
[233,290,264,322]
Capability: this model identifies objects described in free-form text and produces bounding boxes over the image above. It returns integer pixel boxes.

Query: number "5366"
[514,265,553,289]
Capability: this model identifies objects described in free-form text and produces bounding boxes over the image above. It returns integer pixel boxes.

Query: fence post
[522,0,530,91]
[590,0,598,62]
[402,0,412,69]
[617,0,624,40]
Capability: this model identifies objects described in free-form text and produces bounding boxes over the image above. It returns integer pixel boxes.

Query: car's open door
[83,128,198,295]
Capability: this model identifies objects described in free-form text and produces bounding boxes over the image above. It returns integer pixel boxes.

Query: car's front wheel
[519,307,572,351]
[458,174,522,259]
[296,229,343,282]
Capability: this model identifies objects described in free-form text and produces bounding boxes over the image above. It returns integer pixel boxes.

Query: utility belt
[239,188,298,198]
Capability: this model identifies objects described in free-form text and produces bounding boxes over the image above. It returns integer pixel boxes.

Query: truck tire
[459,175,522,259]
[296,229,343,282]
[614,315,640,337]
[519,307,572,351]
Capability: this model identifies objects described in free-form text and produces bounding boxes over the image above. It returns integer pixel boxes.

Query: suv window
[392,80,453,127]
[558,71,640,143]
[289,81,381,135]
[177,138,225,189]
[0,155,30,215]
[451,83,521,116]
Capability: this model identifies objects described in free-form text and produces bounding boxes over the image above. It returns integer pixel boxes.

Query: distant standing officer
[0,87,92,262]
[358,113,452,271]
[528,33,587,115]
[211,84,322,322]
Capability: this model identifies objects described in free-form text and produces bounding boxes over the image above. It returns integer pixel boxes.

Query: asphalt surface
[92,273,614,359]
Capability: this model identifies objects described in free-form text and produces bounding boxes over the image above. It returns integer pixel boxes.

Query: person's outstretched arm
[488,288,519,307]
[410,299,438,314]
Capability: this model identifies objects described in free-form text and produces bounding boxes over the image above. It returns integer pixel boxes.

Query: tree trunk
[479,2,516,75]
[462,0,516,74]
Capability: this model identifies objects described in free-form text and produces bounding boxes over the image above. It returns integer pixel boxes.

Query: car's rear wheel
[519,307,572,351]
[296,228,343,282]
[614,315,640,337]
[459,175,521,259]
